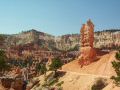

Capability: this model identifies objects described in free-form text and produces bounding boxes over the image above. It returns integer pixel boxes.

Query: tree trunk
[54,69,57,78]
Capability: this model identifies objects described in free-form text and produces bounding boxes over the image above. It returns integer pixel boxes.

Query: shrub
[0,50,10,73]
[91,79,107,90]
[111,51,120,86]
[50,58,63,77]
[111,61,120,76]
[56,81,64,86]
[115,52,120,60]
[48,78,58,86]
[35,63,47,75]
[111,76,120,86]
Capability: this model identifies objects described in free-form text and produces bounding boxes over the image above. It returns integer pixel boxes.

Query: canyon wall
[1,29,120,51]
[94,30,120,49]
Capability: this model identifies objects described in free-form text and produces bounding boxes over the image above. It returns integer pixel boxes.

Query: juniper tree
[0,50,10,74]
[50,58,63,77]
[111,51,120,86]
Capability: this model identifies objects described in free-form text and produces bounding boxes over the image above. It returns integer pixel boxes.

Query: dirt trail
[59,70,110,90]
[62,51,116,76]
[59,51,118,90]
[30,51,118,90]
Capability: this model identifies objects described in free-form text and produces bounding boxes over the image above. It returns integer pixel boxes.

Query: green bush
[56,81,64,86]
[35,63,47,75]
[50,58,63,77]
[111,52,120,86]
[115,52,120,60]
[91,79,107,90]
[48,78,58,86]
[50,58,63,71]
[111,76,120,86]
[0,50,10,72]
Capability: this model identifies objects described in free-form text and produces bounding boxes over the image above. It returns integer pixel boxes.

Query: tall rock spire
[79,19,96,67]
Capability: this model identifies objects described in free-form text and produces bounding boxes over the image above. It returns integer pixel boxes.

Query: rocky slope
[58,51,118,90]
[55,34,80,50]
[1,29,120,51]
[4,29,56,51]
[62,51,116,76]
[94,29,120,49]
[31,51,120,90]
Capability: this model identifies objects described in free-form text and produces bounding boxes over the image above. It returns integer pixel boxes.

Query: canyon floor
[59,51,120,90]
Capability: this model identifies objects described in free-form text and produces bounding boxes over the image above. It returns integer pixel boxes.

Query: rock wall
[94,30,120,49]
[55,34,80,50]
[1,29,120,51]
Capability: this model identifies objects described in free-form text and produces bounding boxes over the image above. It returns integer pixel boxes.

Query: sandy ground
[62,51,116,77]
[59,51,120,90]
[59,71,109,90]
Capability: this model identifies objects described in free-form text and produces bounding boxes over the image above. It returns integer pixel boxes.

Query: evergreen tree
[0,50,10,74]
[50,58,63,77]
[40,64,47,75]
[36,63,47,75]
[111,51,120,86]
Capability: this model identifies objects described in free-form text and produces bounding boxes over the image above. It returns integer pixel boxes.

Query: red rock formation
[6,43,61,62]
[79,19,96,66]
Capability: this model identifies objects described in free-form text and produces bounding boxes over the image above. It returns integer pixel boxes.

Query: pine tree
[0,50,10,74]
[111,51,120,86]
[50,58,63,77]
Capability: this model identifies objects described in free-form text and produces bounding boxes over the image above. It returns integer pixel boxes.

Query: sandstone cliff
[1,29,120,51]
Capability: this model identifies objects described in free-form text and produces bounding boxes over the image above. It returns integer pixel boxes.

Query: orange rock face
[79,19,96,66]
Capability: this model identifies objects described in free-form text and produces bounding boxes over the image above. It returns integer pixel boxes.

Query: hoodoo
[79,19,96,66]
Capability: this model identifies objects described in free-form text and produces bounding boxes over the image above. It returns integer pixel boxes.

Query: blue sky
[0,0,120,36]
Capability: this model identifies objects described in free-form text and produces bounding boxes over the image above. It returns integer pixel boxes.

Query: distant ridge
[0,29,120,51]
[95,29,120,33]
